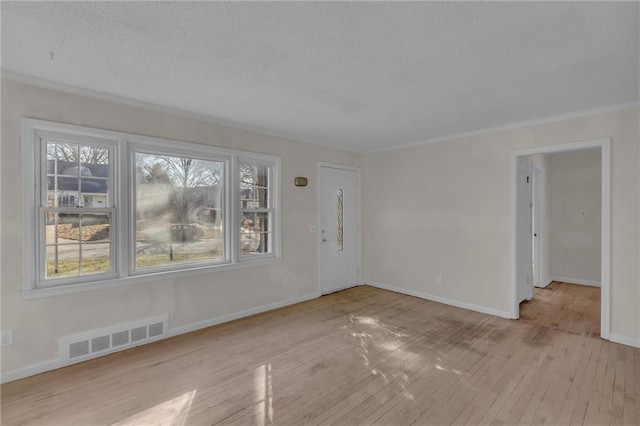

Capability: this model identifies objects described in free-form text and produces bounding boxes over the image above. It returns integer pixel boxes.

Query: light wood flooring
[1,284,638,425]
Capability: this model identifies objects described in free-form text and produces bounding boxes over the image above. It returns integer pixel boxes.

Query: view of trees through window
[29,121,280,289]
[240,163,272,255]
[134,152,224,269]
[45,142,112,278]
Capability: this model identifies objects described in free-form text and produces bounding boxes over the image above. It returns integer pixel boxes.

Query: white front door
[516,159,533,303]
[318,164,360,294]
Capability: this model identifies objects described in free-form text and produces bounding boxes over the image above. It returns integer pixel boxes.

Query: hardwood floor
[520,281,601,338]
[2,285,638,425]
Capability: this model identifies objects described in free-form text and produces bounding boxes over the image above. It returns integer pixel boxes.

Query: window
[41,135,117,285]
[240,161,273,256]
[22,119,280,296]
[133,151,226,272]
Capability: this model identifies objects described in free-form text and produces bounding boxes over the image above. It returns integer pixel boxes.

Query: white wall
[2,78,639,381]
[0,79,362,376]
[362,107,639,343]
[548,150,602,286]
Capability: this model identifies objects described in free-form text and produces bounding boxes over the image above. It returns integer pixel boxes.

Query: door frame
[510,138,610,340]
[317,162,362,294]
[516,158,534,303]
[531,163,546,288]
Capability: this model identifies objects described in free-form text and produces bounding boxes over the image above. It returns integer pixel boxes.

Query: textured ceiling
[2,2,638,152]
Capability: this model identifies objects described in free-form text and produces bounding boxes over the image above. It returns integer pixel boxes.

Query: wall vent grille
[91,335,110,353]
[131,326,147,342]
[112,330,129,347]
[148,322,164,338]
[59,314,168,362]
[69,340,89,358]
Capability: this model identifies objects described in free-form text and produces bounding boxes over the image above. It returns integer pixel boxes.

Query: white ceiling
[2,2,638,153]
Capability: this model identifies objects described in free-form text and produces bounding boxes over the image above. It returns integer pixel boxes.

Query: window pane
[257,188,268,208]
[80,146,109,168]
[134,152,224,269]
[46,213,79,245]
[45,212,113,278]
[47,176,57,207]
[241,212,258,254]
[46,244,79,278]
[81,243,111,275]
[240,163,270,208]
[47,143,78,175]
[80,213,111,241]
[47,142,110,207]
[241,211,270,255]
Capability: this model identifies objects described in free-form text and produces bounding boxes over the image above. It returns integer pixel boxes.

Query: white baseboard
[365,281,640,349]
[1,291,320,384]
[167,292,320,337]
[0,359,66,385]
[535,277,554,288]
[551,276,601,287]
[364,281,512,319]
[609,333,640,348]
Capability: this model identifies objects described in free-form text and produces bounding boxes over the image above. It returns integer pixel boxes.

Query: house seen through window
[24,119,280,294]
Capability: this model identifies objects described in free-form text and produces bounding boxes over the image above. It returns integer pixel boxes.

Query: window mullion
[120,142,131,278]
[230,156,239,263]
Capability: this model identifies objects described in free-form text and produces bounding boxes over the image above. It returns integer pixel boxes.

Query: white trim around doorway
[510,138,610,340]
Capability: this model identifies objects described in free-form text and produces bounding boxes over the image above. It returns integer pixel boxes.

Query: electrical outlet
[1,330,13,347]
[436,274,443,284]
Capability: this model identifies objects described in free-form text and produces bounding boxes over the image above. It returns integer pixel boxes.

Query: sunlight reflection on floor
[113,389,196,426]
[348,314,416,401]
[254,362,274,425]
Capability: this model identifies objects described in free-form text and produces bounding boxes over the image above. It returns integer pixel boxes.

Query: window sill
[21,257,282,299]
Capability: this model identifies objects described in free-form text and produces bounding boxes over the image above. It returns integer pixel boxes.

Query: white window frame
[22,118,281,299]
[128,143,232,275]
[37,130,119,287]
[238,157,278,261]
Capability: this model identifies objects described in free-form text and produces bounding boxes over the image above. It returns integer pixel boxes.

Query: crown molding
[1,71,361,154]
[369,101,640,154]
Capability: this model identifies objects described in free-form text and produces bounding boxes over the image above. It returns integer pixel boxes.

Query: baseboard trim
[364,281,512,319]
[0,359,65,385]
[609,333,640,348]
[551,276,601,287]
[1,291,321,384]
[535,277,554,288]
[167,292,320,337]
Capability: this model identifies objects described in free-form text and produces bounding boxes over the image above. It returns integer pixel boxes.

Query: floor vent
[59,314,169,362]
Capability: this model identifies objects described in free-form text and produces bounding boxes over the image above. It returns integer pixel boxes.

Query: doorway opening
[511,139,610,340]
